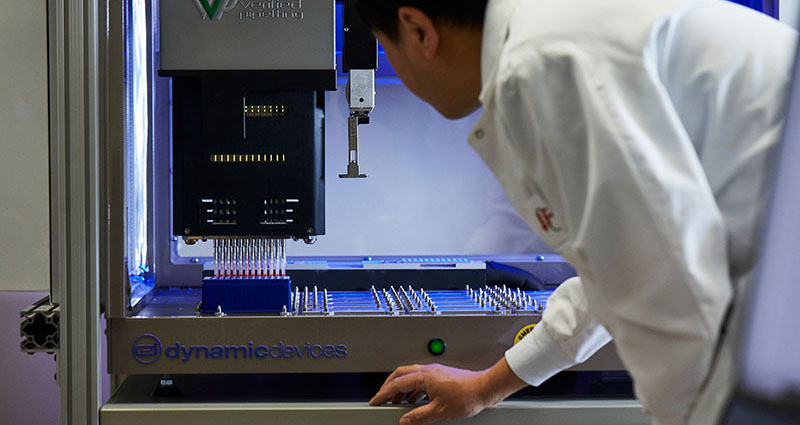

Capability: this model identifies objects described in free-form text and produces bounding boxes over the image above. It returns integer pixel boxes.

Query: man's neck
[437,25,484,116]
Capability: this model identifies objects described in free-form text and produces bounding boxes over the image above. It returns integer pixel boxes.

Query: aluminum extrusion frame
[48,1,103,424]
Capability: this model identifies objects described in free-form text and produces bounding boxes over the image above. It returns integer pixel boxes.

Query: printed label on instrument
[513,324,537,345]
[132,334,347,365]
[192,0,305,21]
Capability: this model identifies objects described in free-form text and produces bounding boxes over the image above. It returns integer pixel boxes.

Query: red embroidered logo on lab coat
[535,207,562,233]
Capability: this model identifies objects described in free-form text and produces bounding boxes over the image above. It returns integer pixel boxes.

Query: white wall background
[297,85,549,256]
[781,0,800,28]
[0,0,50,291]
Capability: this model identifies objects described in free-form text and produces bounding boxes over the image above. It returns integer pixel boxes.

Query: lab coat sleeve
[505,276,612,386]
[495,44,733,425]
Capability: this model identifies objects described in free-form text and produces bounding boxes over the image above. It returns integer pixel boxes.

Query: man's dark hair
[354,0,489,41]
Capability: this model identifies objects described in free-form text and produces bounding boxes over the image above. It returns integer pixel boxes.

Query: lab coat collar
[480,0,520,103]
[471,0,520,166]
[469,0,518,232]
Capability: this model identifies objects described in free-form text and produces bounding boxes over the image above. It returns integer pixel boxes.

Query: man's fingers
[408,391,427,404]
[391,392,406,405]
[370,372,427,406]
[382,364,424,387]
[370,388,395,406]
[399,401,441,425]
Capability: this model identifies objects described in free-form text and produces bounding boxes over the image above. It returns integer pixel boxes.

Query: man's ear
[397,6,440,60]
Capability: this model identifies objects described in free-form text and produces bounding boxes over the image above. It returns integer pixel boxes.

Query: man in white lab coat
[358,0,798,424]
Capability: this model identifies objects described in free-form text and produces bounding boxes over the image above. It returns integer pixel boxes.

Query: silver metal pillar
[47,0,102,424]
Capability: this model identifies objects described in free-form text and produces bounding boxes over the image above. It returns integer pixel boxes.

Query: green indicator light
[428,338,446,356]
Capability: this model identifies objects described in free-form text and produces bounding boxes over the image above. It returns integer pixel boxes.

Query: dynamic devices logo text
[132,335,347,364]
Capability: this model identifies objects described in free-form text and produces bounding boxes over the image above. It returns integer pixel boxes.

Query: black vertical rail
[343,0,378,72]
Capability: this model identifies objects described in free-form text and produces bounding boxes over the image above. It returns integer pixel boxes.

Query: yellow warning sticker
[514,324,537,345]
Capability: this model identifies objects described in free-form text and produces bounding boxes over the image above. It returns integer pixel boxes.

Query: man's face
[376,31,481,120]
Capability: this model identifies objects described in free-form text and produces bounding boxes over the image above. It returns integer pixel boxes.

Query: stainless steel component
[211,238,287,278]
[340,116,369,178]
[390,286,403,313]
[293,287,301,313]
[48,1,103,423]
[346,69,376,113]
[340,69,375,179]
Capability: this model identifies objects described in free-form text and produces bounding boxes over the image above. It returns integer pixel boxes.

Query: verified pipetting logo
[193,0,239,21]
[192,0,305,21]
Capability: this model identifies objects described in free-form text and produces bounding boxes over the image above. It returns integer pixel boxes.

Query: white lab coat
[468,0,797,424]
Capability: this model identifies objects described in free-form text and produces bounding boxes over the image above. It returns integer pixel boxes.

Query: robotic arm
[340,0,377,178]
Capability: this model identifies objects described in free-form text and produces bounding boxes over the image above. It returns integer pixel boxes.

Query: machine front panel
[110,315,624,374]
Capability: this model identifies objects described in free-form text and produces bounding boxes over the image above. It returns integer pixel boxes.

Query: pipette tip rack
[282,285,551,317]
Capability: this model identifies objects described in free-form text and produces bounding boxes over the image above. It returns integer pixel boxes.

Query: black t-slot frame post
[343,0,378,72]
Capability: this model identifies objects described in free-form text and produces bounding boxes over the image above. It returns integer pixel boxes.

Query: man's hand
[369,357,527,425]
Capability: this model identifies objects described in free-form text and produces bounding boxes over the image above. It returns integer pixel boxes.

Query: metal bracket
[340,70,375,179]
[20,296,60,354]
[340,114,369,179]
[340,0,377,179]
